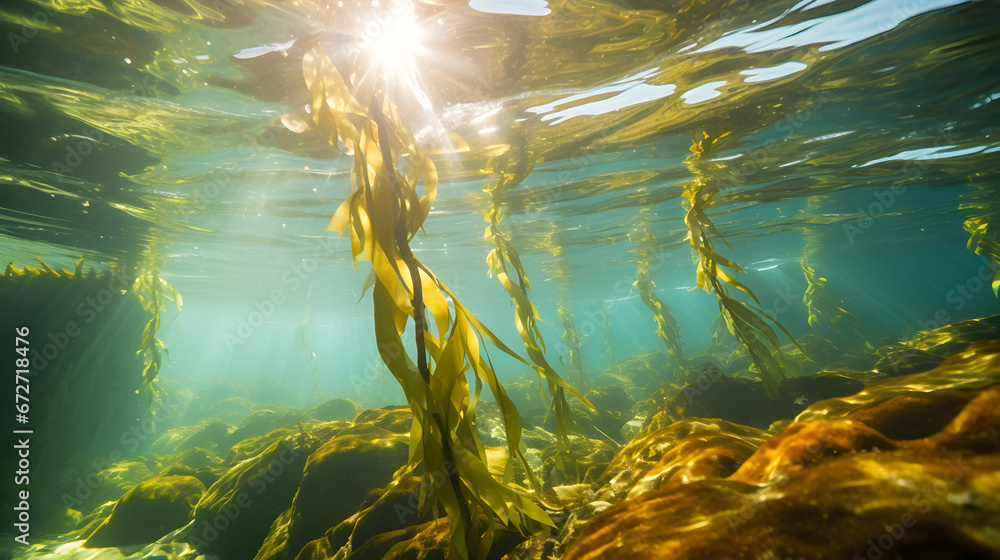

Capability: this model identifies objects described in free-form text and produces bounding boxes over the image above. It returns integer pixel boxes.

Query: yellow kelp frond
[4,257,95,279]
[682,131,795,398]
[484,133,591,485]
[133,241,182,394]
[633,209,686,365]
[800,196,871,345]
[964,216,1000,297]
[557,303,588,387]
[299,45,553,559]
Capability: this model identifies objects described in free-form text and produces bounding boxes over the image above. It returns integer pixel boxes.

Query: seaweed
[801,196,871,346]
[484,142,592,484]
[557,303,588,386]
[633,208,687,366]
[682,132,797,398]
[298,46,570,559]
[964,216,1000,297]
[133,242,182,402]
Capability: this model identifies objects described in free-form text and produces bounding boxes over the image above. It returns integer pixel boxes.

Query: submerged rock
[83,475,204,548]
[557,343,1000,560]
[873,315,1000,376]
[253,408,410,560]
[188,438,310,560]
[309,398,363,422]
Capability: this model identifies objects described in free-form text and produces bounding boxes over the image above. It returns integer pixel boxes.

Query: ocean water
[2,0,1000,558]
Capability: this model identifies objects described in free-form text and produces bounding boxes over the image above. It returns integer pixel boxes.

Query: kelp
[299,46,570,559]
[133,241,182,397]
[557,303,588,386]
[4,257,94,280]
[964,215,1000,297]
[602,306,617,363]
[682,132,796,398]
[801,196,871,344]
[960,176,1000,297]
[633,208,686,365]
[484,138,592,485]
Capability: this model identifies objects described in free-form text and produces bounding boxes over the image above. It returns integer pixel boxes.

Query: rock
[227,408,309,450]
[563,450,1000,560]
[594,419,768,504]
[295,509,525,560]
[795,339,1000,424]
[152,419,232,455]
[558,346,1000,560]
[188,438,311,560]
[575,386,634,444]
[225,419,349,465]
[351,406,412,435]
[589,352,669,401]
[83,475,204,548]
[253,420,409,560]
[872,315,1000,376]
[657,374,781,430]
[309,398,363,422]
[285,474,429,560]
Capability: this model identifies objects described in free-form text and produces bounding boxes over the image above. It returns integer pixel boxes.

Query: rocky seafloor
[14,318,1000,560]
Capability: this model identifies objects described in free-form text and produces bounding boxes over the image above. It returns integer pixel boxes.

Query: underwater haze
[2,0,1000,558]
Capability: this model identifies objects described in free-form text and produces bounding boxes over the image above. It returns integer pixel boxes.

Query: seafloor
[18,317,1000,560]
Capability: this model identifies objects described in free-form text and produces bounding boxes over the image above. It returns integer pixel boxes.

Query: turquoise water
[2,0,1000,556]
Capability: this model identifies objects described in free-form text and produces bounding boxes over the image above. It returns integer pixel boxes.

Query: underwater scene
[2,0,1000,558]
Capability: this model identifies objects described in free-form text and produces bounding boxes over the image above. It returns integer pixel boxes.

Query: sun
[356,1,429,105]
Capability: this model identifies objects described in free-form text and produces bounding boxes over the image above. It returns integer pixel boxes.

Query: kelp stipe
[297,46,569,559]
[682,132,797,398]
[800,196,870,346]
[483,140,592,485]
[133,239,182,403]
[633,208,687,367]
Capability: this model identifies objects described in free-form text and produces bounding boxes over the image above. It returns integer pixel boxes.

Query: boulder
[83,475,204,548]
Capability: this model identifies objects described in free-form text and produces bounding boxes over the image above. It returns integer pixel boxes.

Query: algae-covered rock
[279,474,428,560]
[558,347,1000,560]
[351,405,417,435]
[189,438,310,560]
[564,450,1000,559]
[151,419,232,455]
[644,369,869,431]
[83,475,204,548]
[257,424,409,560]
[309,398,363,422]
[228,408,309,449]
[575,385,634,444]
[873,314,1000,377]
[596,419,768,502]
[589,352,669,401]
